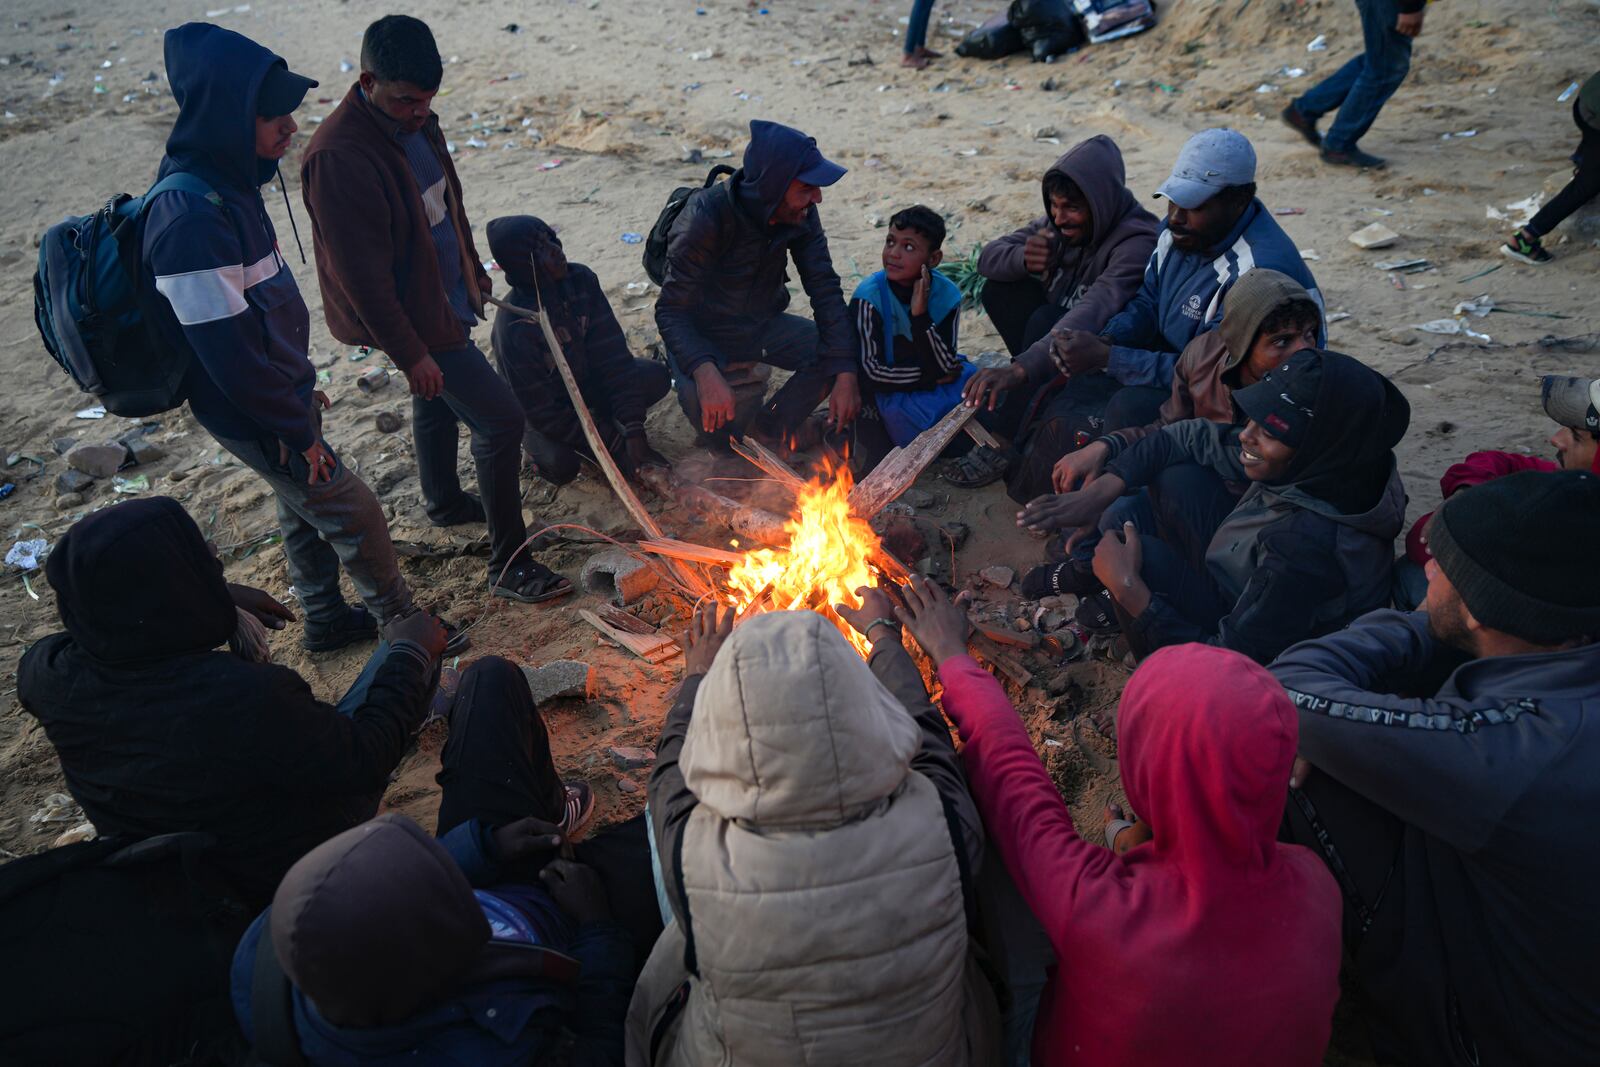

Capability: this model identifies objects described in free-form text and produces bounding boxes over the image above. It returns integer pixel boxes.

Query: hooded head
[486,215,567,293]
[737,120,847,227]
[680,612,919,829]
[1216,268,1319,381]
[1118,644,1298,870]
[45,496,237,664]
[163,22,314,189]
[1039,135,1134,249]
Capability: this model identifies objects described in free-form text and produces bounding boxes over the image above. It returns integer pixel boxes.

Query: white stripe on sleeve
[241,249,283,290]
[155,263,248,326]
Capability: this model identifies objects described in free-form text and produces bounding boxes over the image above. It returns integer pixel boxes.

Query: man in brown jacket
[301,15,570,603]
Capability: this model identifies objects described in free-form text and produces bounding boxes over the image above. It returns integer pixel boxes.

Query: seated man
[1022,267,1320,596]
[850,205,975,470]
[1046,130,1324,475]
[231,812,631,1064]
[1275,470,1600,1065]
[655,120,859,451]
[628,606,998,1065]
[952,136,1159,491]
[1019,348,1409,664]
[485,215,670,485]
[17,496,446,909]
[892,575,1341,1066]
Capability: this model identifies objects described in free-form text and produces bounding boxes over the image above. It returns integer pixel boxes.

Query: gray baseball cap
[1156,128,1257,210]
[1541,375,1600,433]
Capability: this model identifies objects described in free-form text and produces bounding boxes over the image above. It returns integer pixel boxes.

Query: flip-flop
[493,563,575,604]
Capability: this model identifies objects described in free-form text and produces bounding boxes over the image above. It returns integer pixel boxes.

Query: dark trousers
[1293,0,1413,152]
[434,656,664,958]
[522,358,673,484]
[904,0,937,51]
[1527,105,1600,238]
[667,313,836,445]
[413,343,530,579]
[1005,378,1167,503]
[980,276,1060,362]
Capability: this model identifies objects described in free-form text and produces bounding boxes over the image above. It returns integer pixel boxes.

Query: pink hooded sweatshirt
[938,644,1341,1066]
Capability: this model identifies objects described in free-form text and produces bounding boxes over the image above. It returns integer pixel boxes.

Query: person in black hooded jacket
[486,215,671,485]
[1019,349,1410,664]
[654,120,860,449]
[16,496,445,909]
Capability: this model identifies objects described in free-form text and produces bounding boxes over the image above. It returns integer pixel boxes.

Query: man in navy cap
[655,120,860,451]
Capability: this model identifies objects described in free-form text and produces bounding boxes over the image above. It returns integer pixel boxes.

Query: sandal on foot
[493,562,574,604]
[1021,562,1101,600]
[1074,589,1122,636]
[1501,231,1552,265]
[942,444,1013,489]
[440,617,472,656]
[303,605,378,653]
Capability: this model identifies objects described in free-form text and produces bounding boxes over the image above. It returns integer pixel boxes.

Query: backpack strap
[249,908,309,1067]
[144,171,218,207]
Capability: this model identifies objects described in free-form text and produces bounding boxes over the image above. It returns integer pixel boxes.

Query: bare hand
[406,355,446,401]
[226,583,295,630]
[828,372,861,432]
[1052,441,1109,494]
[683,602,735,676]
[911,266,932,318]
[963,362,1026,411]
[492,816,564,862]
[1104,804,1153,855]
[1092,521,1143,590]
[539,858,611,924]
[313,390,331,411]
[1022,231,1055,275]
[835,585,902,644]
[1289,756,1314,790]
[1053,330,1111,377]
[693,364,736,434]
[383,607,448,658]
[1016,477,1121,535]
[301,439,337,485]
[1395,10,1424,36]
[894,573,971,666]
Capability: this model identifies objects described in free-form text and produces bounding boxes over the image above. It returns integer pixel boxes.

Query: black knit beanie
[1428,470,1600,644]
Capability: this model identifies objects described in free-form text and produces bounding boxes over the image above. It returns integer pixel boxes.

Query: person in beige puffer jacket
[627,603,999,1066]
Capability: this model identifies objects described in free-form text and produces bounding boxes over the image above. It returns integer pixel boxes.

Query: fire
[725,465,882,655]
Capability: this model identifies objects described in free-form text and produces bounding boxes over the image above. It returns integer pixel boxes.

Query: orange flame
[725,465,881,656]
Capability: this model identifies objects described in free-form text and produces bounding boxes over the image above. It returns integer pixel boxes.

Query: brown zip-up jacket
[300,83,486,372]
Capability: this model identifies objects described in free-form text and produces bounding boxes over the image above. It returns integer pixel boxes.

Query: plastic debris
[350,347,371,361]
[112,474,149,494]
[1299,249,1320,261]
[6,538,49,571]
[690,48,717,60]
[1307,34,1328,51]
[465,137,488,149]
[0,484,14,502]
[1256,84,1277,94]
[1375,257,1431,272]
[1457,263,1502,284]
[1326,311,1352,323]
[539,158,564,170]
[1274,207,1306,216]
[1453,294,1493,318]
[30,793,81,827]
[1441,129,1477,140]
[1282,67,1305,78]
[1557,82,1579,103]
[75,405,107,419]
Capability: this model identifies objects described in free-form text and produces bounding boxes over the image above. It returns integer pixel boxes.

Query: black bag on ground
[641,164,736,286]
[954,11,1026,59]
[1009,0,1085,60]
[0,832,254,1066]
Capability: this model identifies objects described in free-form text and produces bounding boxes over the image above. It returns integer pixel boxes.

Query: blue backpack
[33,173,217,417]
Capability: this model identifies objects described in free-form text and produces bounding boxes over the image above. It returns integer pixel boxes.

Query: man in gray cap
[1049,129,1323,410]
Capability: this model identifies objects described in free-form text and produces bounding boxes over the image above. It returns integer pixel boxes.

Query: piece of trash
[1557,81,1579,103]
[690,48,717,60]
[112,474,149,494]
[1454,294,1493,318]
[75,405,107,419]
[1153,82,1179,94]
[1282,67,1305,78]
[620,232,644,244]
[1256,84,1277,94]
[1274,207,1306,216]
[1414,318,1490,342]
[624,281,652,295]
[350,347,371,361]
[6,538,48,571]
[30,793,81,827]
[539,158,564,170]
[340,58,353,73]
[1423,188,1438,196]
[957,148,980,156]
[1441,129,1477,140]
[1456,263,1502,284]
[1388,272,1406,291]
[1307,34,1328,51]
[503,22,520,32]
[465,137,488,149]
[1349,222,1399,250]
[1326,311,1352,323]
[1299,249,1320,261]
[316,369,331,384]
[0,484,15,502]
[357,367,390,394]
[1374,257,1430,272]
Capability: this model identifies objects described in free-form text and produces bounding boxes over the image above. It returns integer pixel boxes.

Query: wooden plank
[973,620,1041,651]
[729,437,806,492]
[638,537,747,568]
[848,403,977,518]
[963,418,1002,450]
[579,608,680,663]
[969,632,1034,687]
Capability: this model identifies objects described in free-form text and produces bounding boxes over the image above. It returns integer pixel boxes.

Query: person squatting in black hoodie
[486,216,671,485]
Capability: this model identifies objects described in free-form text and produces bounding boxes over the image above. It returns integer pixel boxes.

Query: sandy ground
[1,0,1597,1056]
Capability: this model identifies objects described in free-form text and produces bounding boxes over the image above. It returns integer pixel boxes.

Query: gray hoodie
[977,136,1160,386]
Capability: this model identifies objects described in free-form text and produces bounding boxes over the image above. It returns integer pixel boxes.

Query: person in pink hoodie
[890,574,1342,1065]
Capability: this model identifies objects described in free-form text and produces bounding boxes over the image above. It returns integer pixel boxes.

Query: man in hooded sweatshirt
[1019,348,1409,664]
[1275,470,1600,1065]
[302,16,571,605]
[654,120,861,450]
[952,135,1160,491]
[627,605,999,1065]
[485,215,671,485]
[141,22,432,653]
[890,575,1341,1066]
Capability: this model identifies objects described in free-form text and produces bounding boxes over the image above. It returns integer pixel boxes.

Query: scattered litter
[1348,222,1399,250]
[1456,263,1502,284]
[1454,294,1493,318]
[0,484,14,502]
[75,405,107,419]
[29,793,81,827]
[957,148,980,156]
[1415,318,1490,342]
[112,474,149,494]
[620,232,644,244]
[1256,84,1277,94]
[1441,129,1477,140]
[1326,311,1352,323]
[1557,81,1579,103]
[465,137,488,149]
[357,367,390,394]
[55,822,98,847]
[1307,34,1328,51]
[625,281,652,295]
[1274,207,1305,216]
[1388,272,1406,291]
[1423,188,1438,196]
[1299,249,1320,261]
[350,347,372,361]
[340,58,353,73]
[6,538,49,571]
[539,158,564,171]
[316,369,331,384]
[1375,257,1431,272]
[1281,67,1305,78]
[690,48,717,60]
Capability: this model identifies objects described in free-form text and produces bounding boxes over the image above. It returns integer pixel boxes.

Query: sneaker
[1280,104,1321,148]
[559,781,596,842]
[303,604,378,653]
[1074,589,1122,637]
[1021,562,1101,600]
[1320,146,1387,169]
[1500,232,1552,265]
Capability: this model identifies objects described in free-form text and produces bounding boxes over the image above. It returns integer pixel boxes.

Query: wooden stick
[579,608,681,662]
[728,437,806,492]
[963,418,1002,450]
[969,632,1034,687]
[848,403,977,518]
[636,466,790,548]
[638,537,746,567]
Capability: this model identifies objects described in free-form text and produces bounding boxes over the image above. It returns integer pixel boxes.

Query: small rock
[981,565,1015,589]
[66,443,124,479]
[939,521,970,549]
[120,436,164,466]
[521,660,595,704]
[1015,615,1032,631]
[55,492,85,510]
[1030,124,1060,139]
[901,487,936,509]
[617,778,640,794]
[51,437,78,456]
[1348,222,1399,250]
[1378,328,1419,347]
[54,468,96,496]
[582,548,660,605]
[375,411,404,434]
[609,745,655,770]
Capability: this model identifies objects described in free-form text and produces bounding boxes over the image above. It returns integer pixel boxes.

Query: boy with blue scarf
[850,206,974,468]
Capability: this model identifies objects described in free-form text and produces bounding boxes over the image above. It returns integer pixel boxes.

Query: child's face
[1240,317,1318,386]
[882,226,942,284]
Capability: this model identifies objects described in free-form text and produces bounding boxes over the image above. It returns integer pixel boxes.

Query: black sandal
[941,444,1013,489]
[1021,562,1101,600]
[493,562,574,604]
[1074,589,1122,636]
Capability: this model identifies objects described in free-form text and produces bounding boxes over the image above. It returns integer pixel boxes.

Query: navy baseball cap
[257,62,318,118]
[1234,348,1322,447]
[1156,128,1256,210]
[796,145,847,187]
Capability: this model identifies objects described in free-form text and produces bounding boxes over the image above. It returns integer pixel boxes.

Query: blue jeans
[334,642,390,718]
[904,0,937,52]
[1293,0,1412,152]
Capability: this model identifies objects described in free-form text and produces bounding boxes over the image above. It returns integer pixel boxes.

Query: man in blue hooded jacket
[655,120,860,450]
[141,22,445,653]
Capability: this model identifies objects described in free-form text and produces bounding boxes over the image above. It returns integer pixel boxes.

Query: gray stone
[375,411,404,434]
[939,521,970,549]
[617,778,640,794]
[120,436,164,466]
[609,745,655,770]
[900,487,936,510]
[51,437,78,456]
[581,548,659,605]
[55,492,85,510]
[54,468,95,496]
[66,443,125,479]
[981,565,1015,589]
[521,660,595,704]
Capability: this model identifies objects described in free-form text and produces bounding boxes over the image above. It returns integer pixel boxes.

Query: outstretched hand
[492,816,565,863]
[227,583,295,629]
[835,585,902,644]
[683,602,735,676]
[894,574,971,666]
